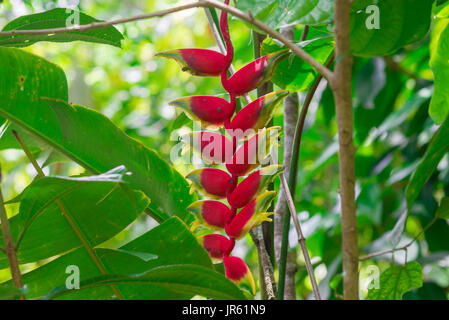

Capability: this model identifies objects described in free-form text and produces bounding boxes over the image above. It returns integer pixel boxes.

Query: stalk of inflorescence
[156,0,289,296]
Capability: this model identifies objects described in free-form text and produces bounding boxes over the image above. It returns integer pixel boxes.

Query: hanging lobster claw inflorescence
[157,0,288,295]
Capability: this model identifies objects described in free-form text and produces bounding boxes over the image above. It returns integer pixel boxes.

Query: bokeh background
[1,0,448,299]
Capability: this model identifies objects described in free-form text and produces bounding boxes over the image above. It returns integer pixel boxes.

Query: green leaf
[406,113,449,209]
[235,0,334,29]
[0,167,149,269]
[261,37,334,92]
[429,19,449,124]
[436,197,449,219]
[350,0,433,57]
[0,47,194,222]
[0,8,123,48]
[43,265,246,300]
[367,262,423,300]
[19,218,235,300]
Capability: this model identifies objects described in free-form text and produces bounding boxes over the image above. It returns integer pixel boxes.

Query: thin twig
[279,172,321,300]
[12,130,124,300]
[300,25,309,42]
[359,217,438,261]
[0,166,25,299]
[0,0,333,81]
[12,130,44,177]
[332,0,358,300]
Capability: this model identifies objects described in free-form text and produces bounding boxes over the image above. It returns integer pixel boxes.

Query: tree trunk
[331,0,359,300]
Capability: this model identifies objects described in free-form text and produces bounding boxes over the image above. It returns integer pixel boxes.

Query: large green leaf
[0,47,194,222]
[429,19,449,124]
[0,167,149,269]
[261,37,334,92]
[17,218,242,300]
[0,8,123,48]
[350,0,433,57]
[367,262,423,300]
[44,265,245,300]
[406,113,449,209]
[235,0,334,29]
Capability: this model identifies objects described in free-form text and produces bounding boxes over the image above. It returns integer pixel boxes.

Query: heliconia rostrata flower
[156,0,288,295]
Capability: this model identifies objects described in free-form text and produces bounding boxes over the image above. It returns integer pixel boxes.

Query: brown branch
[383,56,419,81]
[0,166,25,299]
[279,172,321,300]
[330,0,359,300]
[0,0,333,80]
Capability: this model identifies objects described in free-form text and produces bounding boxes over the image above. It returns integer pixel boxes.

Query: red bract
[183,131,234,164]
[225,191,276,239]
[226,126,281,176]
[187,200,232,230]
[229,90,288,138]
[161,1,285,294]
[155,49,229,76]
[223,256,256,295]
[186,168,232,199]
[169,95,236,129]
[199,234,235,263]
[227,165,283,208]
[221,50,289,97]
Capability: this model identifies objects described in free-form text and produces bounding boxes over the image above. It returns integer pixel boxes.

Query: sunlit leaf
[0,8,124,48]
[367,262,423,300]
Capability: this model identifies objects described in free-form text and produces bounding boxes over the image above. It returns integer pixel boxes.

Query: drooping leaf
[350,0,433,57]
[0,47,194,222]
[367,262,423,300]
[406,113,449,209]
[0,167,149,269]
[0,8,124,48]
[43,265,246,300]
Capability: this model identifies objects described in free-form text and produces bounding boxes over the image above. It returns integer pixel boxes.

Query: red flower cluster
[156,0,288,295]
